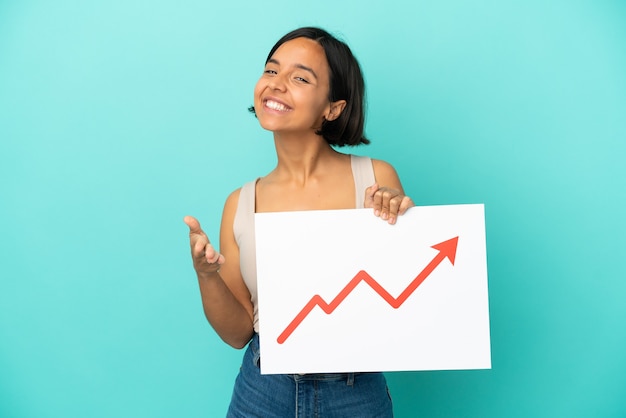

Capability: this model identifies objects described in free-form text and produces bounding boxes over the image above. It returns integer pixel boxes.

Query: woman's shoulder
[221,185,247,236]
[347,154,399,179]
[224,187,241,207]
[349,154,395,170]
[224,179,258,206]
[361,158,397,178]
[370,158,402,190]
[223,177,261,216]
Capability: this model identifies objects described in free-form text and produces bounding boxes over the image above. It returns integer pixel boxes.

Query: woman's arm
[184,190,254,349]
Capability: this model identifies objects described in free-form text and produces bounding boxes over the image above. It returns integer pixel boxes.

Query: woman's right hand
[183,215,225,276]
[364,183,414,225]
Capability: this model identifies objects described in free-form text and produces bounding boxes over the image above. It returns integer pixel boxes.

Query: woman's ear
[325,100,347,121]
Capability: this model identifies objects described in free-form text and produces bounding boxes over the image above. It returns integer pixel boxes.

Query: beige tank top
[233,155,375,332]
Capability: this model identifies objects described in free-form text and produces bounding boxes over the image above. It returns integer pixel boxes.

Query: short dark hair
[249,27,369,147]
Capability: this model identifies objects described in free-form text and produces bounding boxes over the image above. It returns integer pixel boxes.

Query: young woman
[185,27,413,417]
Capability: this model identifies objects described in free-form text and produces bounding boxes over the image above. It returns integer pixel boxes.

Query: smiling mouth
[264,99,292,112]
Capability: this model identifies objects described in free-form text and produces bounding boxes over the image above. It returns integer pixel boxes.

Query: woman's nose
[268,74,287,91]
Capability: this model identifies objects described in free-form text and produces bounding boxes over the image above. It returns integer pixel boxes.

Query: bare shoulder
[371,159,404,191]
[223,188,242,214]
[220,188,242,233]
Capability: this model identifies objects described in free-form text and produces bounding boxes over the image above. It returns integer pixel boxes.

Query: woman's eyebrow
[267,58,318,80]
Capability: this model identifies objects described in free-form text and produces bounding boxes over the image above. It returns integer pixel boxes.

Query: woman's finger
[184,215,203,235]
[203,243,222,264]
[373,187,386,217]
[386,195,403,224]
[363,183,379,208]
[398,196,414,215]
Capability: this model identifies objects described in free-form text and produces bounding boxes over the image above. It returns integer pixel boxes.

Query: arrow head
[431,236,459,265]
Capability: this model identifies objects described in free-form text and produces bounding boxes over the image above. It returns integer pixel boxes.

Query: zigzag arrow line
[277,236,459,344]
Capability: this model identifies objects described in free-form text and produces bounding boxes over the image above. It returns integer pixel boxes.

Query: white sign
[255,204,490,374]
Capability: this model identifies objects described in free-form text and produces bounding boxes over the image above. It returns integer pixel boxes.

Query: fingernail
[374,210,380,217]
[382,212,388,220]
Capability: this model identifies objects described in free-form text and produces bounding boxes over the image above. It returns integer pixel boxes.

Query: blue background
[1,1,625,417]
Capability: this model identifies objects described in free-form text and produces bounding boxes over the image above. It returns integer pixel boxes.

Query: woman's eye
[264,69,277,75]
[295,77,309,83]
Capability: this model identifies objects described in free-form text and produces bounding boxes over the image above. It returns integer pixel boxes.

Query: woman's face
[253,37,335,136]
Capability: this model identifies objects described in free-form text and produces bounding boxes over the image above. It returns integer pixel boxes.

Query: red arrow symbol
[276,236,459,344]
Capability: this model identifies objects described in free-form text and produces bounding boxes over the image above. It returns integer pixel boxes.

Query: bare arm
[364,159,414,225]
[184,190,254,349]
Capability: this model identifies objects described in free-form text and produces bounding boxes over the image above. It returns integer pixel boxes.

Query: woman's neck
[270,131,341,185]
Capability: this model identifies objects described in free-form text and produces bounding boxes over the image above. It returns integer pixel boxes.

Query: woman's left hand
[364,183,414,225]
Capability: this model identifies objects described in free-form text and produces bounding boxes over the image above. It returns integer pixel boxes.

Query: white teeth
[265,100,290,111]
